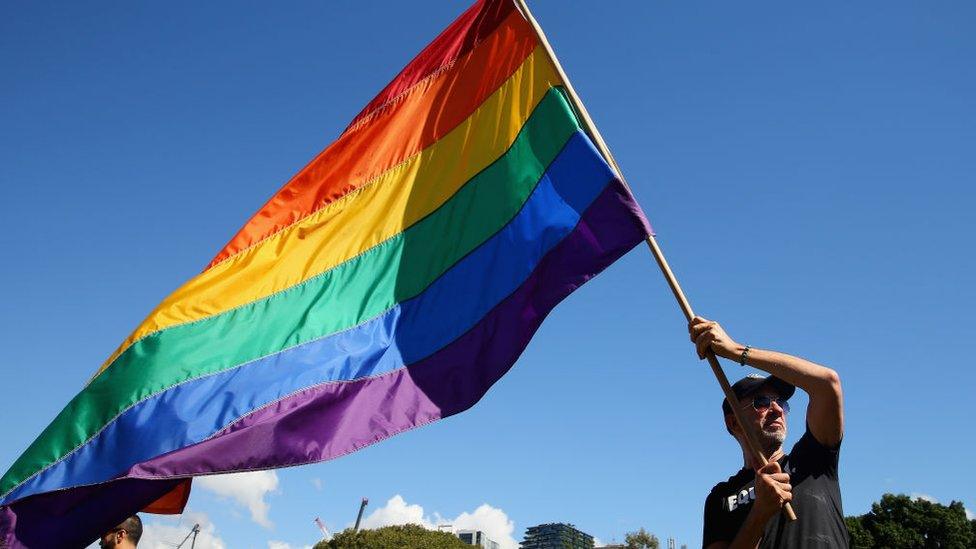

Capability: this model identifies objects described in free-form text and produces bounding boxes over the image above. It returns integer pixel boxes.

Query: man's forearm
[728,507,769,549]
[731,345,839,398]
[731,344,844,445]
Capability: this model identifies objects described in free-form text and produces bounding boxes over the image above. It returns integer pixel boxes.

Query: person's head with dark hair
[98,515,142,548]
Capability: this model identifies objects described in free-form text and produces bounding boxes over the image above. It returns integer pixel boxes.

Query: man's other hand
[753,462,792,522]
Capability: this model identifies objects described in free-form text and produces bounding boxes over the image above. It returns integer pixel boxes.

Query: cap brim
[722,375,796,415]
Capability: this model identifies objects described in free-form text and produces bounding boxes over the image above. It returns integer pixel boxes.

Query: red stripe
[206,1,531,269]
[347,0,515,130]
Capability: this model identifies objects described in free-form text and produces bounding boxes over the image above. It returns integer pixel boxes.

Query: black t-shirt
[702,427,848,548]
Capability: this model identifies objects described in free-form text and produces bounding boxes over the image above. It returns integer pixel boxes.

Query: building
[521,523,594,549]
[457,529,500,549]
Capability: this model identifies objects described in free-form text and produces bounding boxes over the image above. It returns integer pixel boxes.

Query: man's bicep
[805,368,844,447]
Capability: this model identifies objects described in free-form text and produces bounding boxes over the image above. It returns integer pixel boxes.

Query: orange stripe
[141,479,191,515]
[207,11,536,268]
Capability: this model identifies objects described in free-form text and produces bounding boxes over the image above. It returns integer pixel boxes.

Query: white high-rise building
[457,529,500,549]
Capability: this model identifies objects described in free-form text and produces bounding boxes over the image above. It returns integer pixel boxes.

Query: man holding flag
[691,317,848,548]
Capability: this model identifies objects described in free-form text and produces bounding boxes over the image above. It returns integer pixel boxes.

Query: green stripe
[1,88,581,496]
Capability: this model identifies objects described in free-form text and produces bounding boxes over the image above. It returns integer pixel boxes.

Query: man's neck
[741,443,785,471]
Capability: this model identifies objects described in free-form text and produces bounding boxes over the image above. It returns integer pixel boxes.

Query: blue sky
[2,1,974,547]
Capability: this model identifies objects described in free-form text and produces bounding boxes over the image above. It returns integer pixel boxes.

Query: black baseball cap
[721,374,795,415]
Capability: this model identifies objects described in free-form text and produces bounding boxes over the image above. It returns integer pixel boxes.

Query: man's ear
[725,413,740,437]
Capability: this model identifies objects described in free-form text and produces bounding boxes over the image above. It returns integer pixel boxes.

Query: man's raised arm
[689,316,844,447]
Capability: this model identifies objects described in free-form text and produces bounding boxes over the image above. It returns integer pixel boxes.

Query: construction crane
[174,523,200,549]
[314,517,331,541]
[353,497,369,533]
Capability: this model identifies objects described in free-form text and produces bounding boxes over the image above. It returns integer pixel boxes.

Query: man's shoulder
[787,426,841,463]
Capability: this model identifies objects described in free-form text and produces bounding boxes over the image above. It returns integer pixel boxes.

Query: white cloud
[360,495,433,529]
[450,504,517,549]
[359,495,519,549]
[966,507,974,521]
[139,511,227,549]
[310,477,323,491]
[197,470,280,528]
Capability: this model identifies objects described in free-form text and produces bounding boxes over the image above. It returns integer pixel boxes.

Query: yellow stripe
[96,48,560,377]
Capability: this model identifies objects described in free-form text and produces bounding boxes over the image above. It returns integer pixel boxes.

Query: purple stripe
[0,478,186,548]
[129,180,647,478]
[0,181,647,547]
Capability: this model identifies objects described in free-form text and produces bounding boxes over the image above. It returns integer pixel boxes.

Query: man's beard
[758,425,786,454]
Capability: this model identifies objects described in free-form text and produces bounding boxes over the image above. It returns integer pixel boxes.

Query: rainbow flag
[0,0,650,545]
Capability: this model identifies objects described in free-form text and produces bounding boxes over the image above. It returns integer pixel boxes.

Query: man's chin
[761,427,786,446]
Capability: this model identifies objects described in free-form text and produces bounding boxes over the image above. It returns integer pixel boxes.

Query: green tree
[844,515,874,548]
[845,493,975,549]
[315,524,470,549]
[624,527,659,549]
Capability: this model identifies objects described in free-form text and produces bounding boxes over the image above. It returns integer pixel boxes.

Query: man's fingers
[689,316,709,328]
[760,462,782,474]
[695,332,715,358]
[688,317,714,336]
[689,318,730,360]
[689,319,714,332]
[769,473,791,484]
[690,322,722,344]
[771,483,792,503]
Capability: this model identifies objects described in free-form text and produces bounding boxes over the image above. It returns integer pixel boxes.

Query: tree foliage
[844,515,874,548]
[845,493,976,549]
[624,527,659,549]
[314,524,470,549]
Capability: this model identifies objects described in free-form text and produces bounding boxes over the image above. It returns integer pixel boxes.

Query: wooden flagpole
[512,0,797,521]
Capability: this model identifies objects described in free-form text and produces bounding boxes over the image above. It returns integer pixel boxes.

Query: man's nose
[768,400,785,414]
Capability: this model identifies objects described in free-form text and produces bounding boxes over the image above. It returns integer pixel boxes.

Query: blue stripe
[4,132,615,504]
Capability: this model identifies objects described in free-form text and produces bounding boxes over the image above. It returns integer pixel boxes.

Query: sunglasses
[745,395,790,413]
